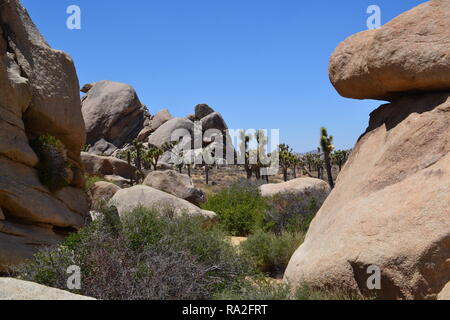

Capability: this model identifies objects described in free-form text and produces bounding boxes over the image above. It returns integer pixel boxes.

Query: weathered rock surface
[285,93,450,300]
[195,104,214,120]
[438,281,450,300]
[86,138,117,156]
[81,152,135,180]
[143,170,206,206]
[148,118,194,148]
[329,0,450,101]
[0,0,89,271]
[88,181,121,207]
[260,178,330,207]
[201,112,228,133]
[81,80,146,147]
[111,185,216,221]
[0,278,95,300]
[151,109,173,132]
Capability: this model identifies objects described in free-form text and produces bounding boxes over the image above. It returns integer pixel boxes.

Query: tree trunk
[283,169,288,182]
[324,153,334,189]
[187,165,191,177]
[205,166,209,185]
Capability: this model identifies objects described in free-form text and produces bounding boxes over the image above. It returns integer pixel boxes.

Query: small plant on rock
[31,134,70,192]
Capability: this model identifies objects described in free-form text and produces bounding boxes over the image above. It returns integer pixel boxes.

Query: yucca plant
[320,127,335,189]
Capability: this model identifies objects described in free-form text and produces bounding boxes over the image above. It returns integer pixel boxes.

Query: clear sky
[22,0,427,152]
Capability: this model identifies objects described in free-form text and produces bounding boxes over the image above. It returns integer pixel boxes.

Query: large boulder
[284,93,450,300]
[329,0,450,101]
[260,178,330,207]
[195,104,215,120]
[0,0,89,271]
[81,152,135,180]
[143,170,206,206]
[200,112,228,133]
[148,118,194,148]
[81,80,146,147]
[111,185,216,221]
[151,109,173,132]
[0,278,95,300]
[438,282,450,300]
[88,181,121,207]
[86,138,117,156]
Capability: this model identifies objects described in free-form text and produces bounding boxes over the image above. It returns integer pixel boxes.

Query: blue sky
[22,0,426,152]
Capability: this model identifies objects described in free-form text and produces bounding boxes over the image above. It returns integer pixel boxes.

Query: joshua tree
[239,130,253,180]
[133,140,144,173]
[126,150,135,186]
[279,143,293,182]
[332,149,350,172]
[146,142,176,171]
[320,127,335,189]
[253,130,270,183]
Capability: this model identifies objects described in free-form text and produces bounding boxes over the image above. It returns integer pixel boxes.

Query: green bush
[240,230,305,278]
[31,134,70,192]
[264,193,320,234]
[18,205,254,300]
[201,180,267,236]
[84,175,108,191]
[216,280,367,300]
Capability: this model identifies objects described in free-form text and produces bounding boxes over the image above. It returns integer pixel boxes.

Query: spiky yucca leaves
[320,127,335,189]
[31,135,70,192]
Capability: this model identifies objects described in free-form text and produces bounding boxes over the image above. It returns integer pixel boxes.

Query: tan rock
[0,278,95,300]
[148,118,194,148]
[1,0,86,163]
[0,156,88,228]
[81,152,135,179]
[81,80,145,147]
[143,170,206,206]
[260,178,331,208]
[88,181,121,206]
[151,109,173,131]
[284,93,450,300]
[136,127,153,142]
[111,185,217,221]
[0,0,89,271]
[329,0,450,101]
[438,282,450,300]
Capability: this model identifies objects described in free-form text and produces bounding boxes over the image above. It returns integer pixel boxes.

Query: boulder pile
[285,0,450,300]
[0,0,90,271]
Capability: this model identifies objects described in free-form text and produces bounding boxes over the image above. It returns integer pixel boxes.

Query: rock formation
[111,185,217,222]
[0,0,90,271]
[81,152,135,180]
[0,278,95,300]
[260,178,330,206]
[329,0,450,101]
[81,80,149,149]
[285,0,450,300]
[143,170,206,206]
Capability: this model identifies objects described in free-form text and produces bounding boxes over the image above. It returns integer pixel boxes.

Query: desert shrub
[84,175,108,191]
[31,134,70,192]
[215,278,292,300]
[18,205,253,300]
[201,179,267,236]
[217,281,367,300]
[263,193,320,234]
[240,230,305,278]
